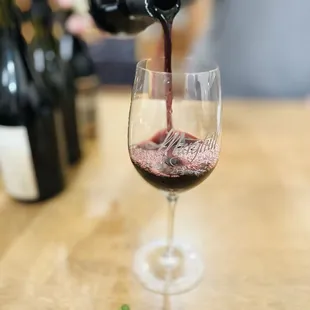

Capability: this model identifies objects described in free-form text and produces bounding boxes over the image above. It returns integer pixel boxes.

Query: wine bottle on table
[53,7,99,139]
[68,13,99,140]
[0,0,65,202]
[67,13,97,80]
[23,0,82,165]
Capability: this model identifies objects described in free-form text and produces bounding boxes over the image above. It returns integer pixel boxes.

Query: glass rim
[136,57,219,75]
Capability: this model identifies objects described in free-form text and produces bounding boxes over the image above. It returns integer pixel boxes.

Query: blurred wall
[88,38,136,85]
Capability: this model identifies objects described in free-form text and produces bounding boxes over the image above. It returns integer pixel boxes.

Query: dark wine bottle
[88,0,182,34]
[72,35,96,79]
[0,0,65,202]
[53,8,99,139]
[69,17,97,80]
[24,0,82,165]
[53,9,96,79]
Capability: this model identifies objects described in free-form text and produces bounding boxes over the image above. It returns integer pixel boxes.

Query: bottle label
[0,126,39,200]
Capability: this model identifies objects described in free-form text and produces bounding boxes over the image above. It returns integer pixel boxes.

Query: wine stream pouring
[87,0,182,131]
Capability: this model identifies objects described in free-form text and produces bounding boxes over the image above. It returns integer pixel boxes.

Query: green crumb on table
[121,305,130,310]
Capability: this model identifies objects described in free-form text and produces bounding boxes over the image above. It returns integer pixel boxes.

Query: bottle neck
[0,0,17,29]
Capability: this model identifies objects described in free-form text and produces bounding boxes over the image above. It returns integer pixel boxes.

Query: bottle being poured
[88,0,181,35]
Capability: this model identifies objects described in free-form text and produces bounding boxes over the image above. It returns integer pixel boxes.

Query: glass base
[133,240,204,295]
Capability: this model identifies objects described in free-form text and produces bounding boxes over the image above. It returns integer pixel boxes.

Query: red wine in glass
[128,56,222,295]
[129,0,219,193]
[130,130,219,192]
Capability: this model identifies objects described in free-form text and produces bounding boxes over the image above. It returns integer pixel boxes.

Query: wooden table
[1,88,310,309]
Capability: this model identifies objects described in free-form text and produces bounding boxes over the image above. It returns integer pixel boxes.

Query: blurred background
[1,0,310,308]
[85,0,310,99]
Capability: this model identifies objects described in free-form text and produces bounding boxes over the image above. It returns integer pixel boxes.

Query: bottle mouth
[152,0,178,11]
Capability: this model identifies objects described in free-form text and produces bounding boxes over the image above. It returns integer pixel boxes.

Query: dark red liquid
[151,5,176,131]
[130,130,219,192]
[161,20,173,131]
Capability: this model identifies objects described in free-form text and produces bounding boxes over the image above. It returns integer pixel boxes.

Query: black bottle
[54,9,99,139]
[0,0,65,202]
[88,0,181,34]
[72,35,97,79]
[53,9,96,80]
[25,0,82,165]
[68,11,97,80]
[70,31,99,139]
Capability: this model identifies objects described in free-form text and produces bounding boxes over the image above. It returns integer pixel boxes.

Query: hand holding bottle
[55,0,186,38]
[55,0,107,41]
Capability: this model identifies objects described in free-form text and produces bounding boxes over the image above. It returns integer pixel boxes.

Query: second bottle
[21,0,82,166]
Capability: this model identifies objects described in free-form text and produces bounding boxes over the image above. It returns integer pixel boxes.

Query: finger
[66,14,109,43]
[66,14,93,34]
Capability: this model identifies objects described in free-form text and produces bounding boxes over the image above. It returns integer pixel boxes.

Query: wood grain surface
[1,88,310,310]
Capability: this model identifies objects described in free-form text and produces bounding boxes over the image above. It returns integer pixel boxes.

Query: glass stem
[165,192,178,258]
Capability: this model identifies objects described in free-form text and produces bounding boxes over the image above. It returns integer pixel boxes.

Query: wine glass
[128,57,222,295]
